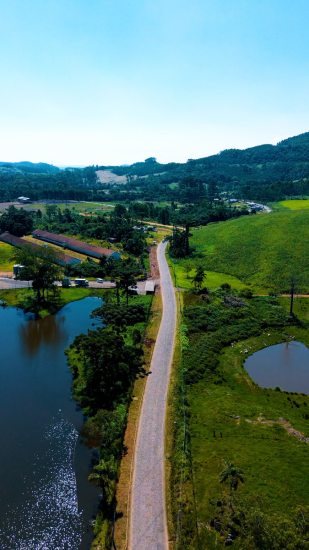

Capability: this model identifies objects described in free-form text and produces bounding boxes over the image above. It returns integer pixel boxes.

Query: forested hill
[0,161,60,175]
[100,132,309,201]
[1,132,309,202]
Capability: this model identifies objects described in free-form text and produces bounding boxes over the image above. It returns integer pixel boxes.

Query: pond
[244,341,309,394]
[0,297,102,549]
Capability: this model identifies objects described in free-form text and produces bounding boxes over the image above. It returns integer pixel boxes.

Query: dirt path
[129,241,177,550]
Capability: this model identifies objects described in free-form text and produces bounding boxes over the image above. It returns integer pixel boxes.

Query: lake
[244,340,309,394]
[0,297,102,549]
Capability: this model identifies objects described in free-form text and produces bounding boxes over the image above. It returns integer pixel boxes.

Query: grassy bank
[66,293,153,549]
[169,290,309,548]
[169,209,309,293]
[0,286,103,317]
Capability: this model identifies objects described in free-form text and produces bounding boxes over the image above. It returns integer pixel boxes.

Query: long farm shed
[0,232,81,267]
[32,229,120,260]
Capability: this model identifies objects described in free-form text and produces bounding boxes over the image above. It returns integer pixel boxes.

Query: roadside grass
[0,242,15,271]
[169,209,309,293]
[279,296,309,323]
[167,258,248,292]
[165,290,200,549]
[113,291,162,550]
[171,289,309,548]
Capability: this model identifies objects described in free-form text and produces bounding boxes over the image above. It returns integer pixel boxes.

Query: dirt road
[129,241,177,550]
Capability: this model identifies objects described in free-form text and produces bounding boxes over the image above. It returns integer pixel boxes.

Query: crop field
[170,210,309,293]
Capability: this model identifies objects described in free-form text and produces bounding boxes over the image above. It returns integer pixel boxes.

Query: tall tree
[14,247,63,302]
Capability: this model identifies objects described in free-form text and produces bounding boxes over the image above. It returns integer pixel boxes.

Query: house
[32,229,121,260]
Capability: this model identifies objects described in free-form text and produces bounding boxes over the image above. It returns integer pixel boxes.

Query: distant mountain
[98,132,309,201]
[102,132,309,183]
[0,161,60,175]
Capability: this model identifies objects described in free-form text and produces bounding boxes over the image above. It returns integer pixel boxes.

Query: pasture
[170,209,309,293]
[277,199,309,210]
[0,242,15,271]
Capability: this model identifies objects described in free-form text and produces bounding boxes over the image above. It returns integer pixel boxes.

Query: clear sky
[0,0,308,166]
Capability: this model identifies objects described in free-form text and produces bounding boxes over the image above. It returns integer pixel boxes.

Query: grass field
[170,209,309,293]
[190,325,309,548]
[0,242,15,271]
[277,199,309,210]
[170,291,309,548]
[0,200,116,214]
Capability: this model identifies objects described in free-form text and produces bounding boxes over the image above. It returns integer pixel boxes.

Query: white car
[96,278,104,283]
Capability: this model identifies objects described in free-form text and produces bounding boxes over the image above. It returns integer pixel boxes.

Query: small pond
[244,341,309,394]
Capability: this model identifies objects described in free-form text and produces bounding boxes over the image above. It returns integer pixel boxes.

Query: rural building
[0,232,81,267]
[145,280,155,294]
[17,196,31,204]
[32,229,121,260]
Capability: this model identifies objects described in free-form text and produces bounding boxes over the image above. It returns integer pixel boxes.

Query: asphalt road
[0,278,116,290]
[129,241,177,550]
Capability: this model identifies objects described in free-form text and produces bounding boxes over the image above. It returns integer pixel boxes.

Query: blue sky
[0,0,308,165]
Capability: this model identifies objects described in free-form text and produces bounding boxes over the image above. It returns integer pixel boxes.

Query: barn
[0,232,81,267]
[32,229,121,260]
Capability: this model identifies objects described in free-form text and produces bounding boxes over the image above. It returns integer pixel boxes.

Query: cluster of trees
[0,166,101,202]
[14,246,63,305]
[1,132,309,206]
[0,205,33,236]
[68,297,149,544]
[35,203,148,257]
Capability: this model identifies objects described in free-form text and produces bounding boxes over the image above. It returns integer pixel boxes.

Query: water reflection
[0,297,102,549]
[19,315,68,356]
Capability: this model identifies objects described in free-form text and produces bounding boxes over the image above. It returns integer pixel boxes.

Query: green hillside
[172,210,309,292]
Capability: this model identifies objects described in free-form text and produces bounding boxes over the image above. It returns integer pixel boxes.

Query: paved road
[0,277,31,289]
[0,277,116,290]
[129,241,177,550]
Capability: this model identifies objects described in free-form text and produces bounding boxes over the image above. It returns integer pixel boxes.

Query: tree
[14,246,63,302]
[192,265,206,291]
[0,205,33,236]
[73,327,143,410]
[220,462,244,491]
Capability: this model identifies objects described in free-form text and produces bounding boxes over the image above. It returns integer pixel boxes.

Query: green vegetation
[170,289,309,548]
[2,132,309,206]
[0,205,33,236]
[0,285,103,316]
[0,242,15,271]
[277,199,309,210]
[169,209,309,293]
[67,293,152,548]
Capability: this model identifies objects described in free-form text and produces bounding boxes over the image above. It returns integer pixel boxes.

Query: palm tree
[219,462,244,491]
[192,265,206,291]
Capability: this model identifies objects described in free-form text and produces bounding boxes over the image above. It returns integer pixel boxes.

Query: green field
[0,200,116,214]
[277,199,309,210]
[170,292,309,548]
[170,210,309,293]
[0,242,15,271]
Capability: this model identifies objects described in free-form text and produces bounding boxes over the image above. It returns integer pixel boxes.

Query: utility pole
[289,276,295,317]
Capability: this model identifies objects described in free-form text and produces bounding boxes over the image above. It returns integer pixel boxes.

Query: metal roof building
[32,229,120,260]
[0,232,81,267]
